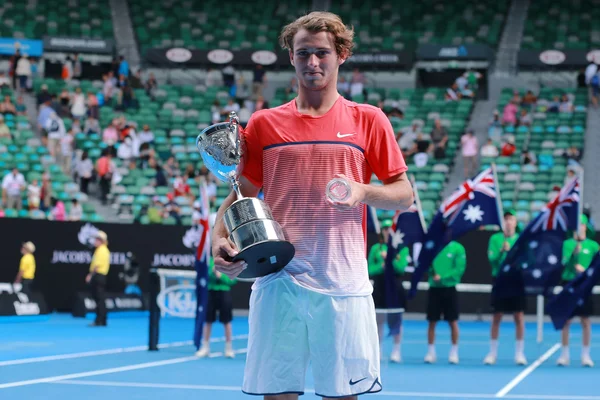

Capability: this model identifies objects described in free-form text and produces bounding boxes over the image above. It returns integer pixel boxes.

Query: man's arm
[328,172,413,211]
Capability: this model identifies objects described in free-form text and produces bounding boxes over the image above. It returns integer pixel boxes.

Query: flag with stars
[492,178,580,300]
[384,203,426,335]
[546,252,600,330]
[193,182,211,350]
[408,167,502,298]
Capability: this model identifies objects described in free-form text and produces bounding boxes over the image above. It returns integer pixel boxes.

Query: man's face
[505,215,517,234]
[290,29,343,92]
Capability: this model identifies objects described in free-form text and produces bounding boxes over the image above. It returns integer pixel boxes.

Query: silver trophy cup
[196,111,295,279]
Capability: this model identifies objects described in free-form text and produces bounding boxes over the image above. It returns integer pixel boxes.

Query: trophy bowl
[196,112,295,279]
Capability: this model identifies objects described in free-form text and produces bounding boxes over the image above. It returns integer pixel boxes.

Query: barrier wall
[0,219,597,316]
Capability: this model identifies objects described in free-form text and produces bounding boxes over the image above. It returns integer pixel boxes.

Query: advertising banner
[145,48,413,70]
[416,44,494,62]
[0,283,49,316]
[43,36,115,55]
[0,219,204,312]
[518,49,600,70]
[0,38,43,57]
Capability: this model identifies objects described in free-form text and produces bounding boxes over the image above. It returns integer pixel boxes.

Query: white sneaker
[449,353,459,365]
[424,352,437,364]
[557,354,570,366]
[582,355,594,367]
[195,346,210,358]
[390,350,401,363]
[224,348,235,359]
[515,353,528,366]
[483,353,497,365]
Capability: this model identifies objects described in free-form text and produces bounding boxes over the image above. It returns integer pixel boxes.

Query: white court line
[0,355,199,389]
[0,334,248,367]
[46,381,600,400]
[495,343,561,398]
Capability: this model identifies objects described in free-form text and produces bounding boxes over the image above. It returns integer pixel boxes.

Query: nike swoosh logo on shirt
[337,132,356,138]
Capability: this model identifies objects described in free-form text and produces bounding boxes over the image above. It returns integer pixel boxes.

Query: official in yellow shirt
[14,241,36,294]
[86,231,110,326]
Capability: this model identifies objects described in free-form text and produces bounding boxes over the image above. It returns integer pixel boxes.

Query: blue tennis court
[0,313,597,399]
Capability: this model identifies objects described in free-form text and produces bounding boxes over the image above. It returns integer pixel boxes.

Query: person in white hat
[86,231,110,326]
[14,241,36,294]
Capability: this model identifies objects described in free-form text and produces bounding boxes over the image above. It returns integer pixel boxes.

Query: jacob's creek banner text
[0,219,206,312]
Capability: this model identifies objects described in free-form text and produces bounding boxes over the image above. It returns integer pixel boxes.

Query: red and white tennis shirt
[242,96,407,296]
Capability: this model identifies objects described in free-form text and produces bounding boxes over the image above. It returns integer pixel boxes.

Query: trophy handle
[228,111,244,200]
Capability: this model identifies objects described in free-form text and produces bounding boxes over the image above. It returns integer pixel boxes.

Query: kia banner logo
[157,283,197,318]
[251,50,278,65]
[539,50,566,65]
[207,49,234,64]
[587,50,600,63]
[165,48,193,63]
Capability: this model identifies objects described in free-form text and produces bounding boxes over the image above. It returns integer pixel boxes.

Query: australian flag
[492,178,580,300]
[384,203,426,335]
[409,167,502,298]
[193,182,211,350]
[546,252,600,330]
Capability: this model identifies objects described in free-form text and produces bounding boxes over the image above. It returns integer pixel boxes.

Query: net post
[148,268,160,351]
[536,294,544,344]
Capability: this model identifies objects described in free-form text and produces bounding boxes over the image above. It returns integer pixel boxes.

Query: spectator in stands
[502,100,518,125]
[45,112,66,158]
[564,168,577,186]
[2,168,26,210]
[547,95,561,113]
[60,129,74,174]
[76,151,93,195]
[585,60,599,108]
[563,145,582,163]
[520,148,537,165]
[117,135,136,162]
[211,100,222,124]
[163,156,179,179]
[103,72,115,102]
[254,94,269,112]
[40,173,52,211]
[0,72,10,88]
[138,124,154,145]
[222,65,236,88]
[173,173,191,198]
[87,91,99,119]
[517,109,532,127]
[205,68,222,87]
[252,64,266,99]
[0,116,11,139]
[430,118,448,159]
[69,198,83,221]
[480,139,499,158]
[118,56,130,78]
[0,95,17,115]
[521,90,537,110]
[461,129,479,179]
[58,88,71,117]
[349,68,365,101]
[27,179,40,211]
[49,197,66,221]
[338,75,350,99]
[102,119,119,146]
[164,193,182,224]
[37,84,51,106]
[96,149,113,205]
[235,76,250,107]
[71,87,87,120]
[147,197,164,224]
[154,164,168,187]
[61,55,73,82]
[501,136,517,157]
[445,83,462,101]
[397,122,420,152]
[559,94,574,113]
[488,111,502,142]
[221,97,240,117]
[15,54,31,93]
[15,96,26,116]
[83,116,100,135]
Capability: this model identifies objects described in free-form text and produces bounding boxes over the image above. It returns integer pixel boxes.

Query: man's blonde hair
[279,11,354,59]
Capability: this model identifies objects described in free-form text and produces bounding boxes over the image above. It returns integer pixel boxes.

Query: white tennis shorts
[242,277,382,397]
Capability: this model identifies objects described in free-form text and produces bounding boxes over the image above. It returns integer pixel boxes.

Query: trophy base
[233,240,295,279]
